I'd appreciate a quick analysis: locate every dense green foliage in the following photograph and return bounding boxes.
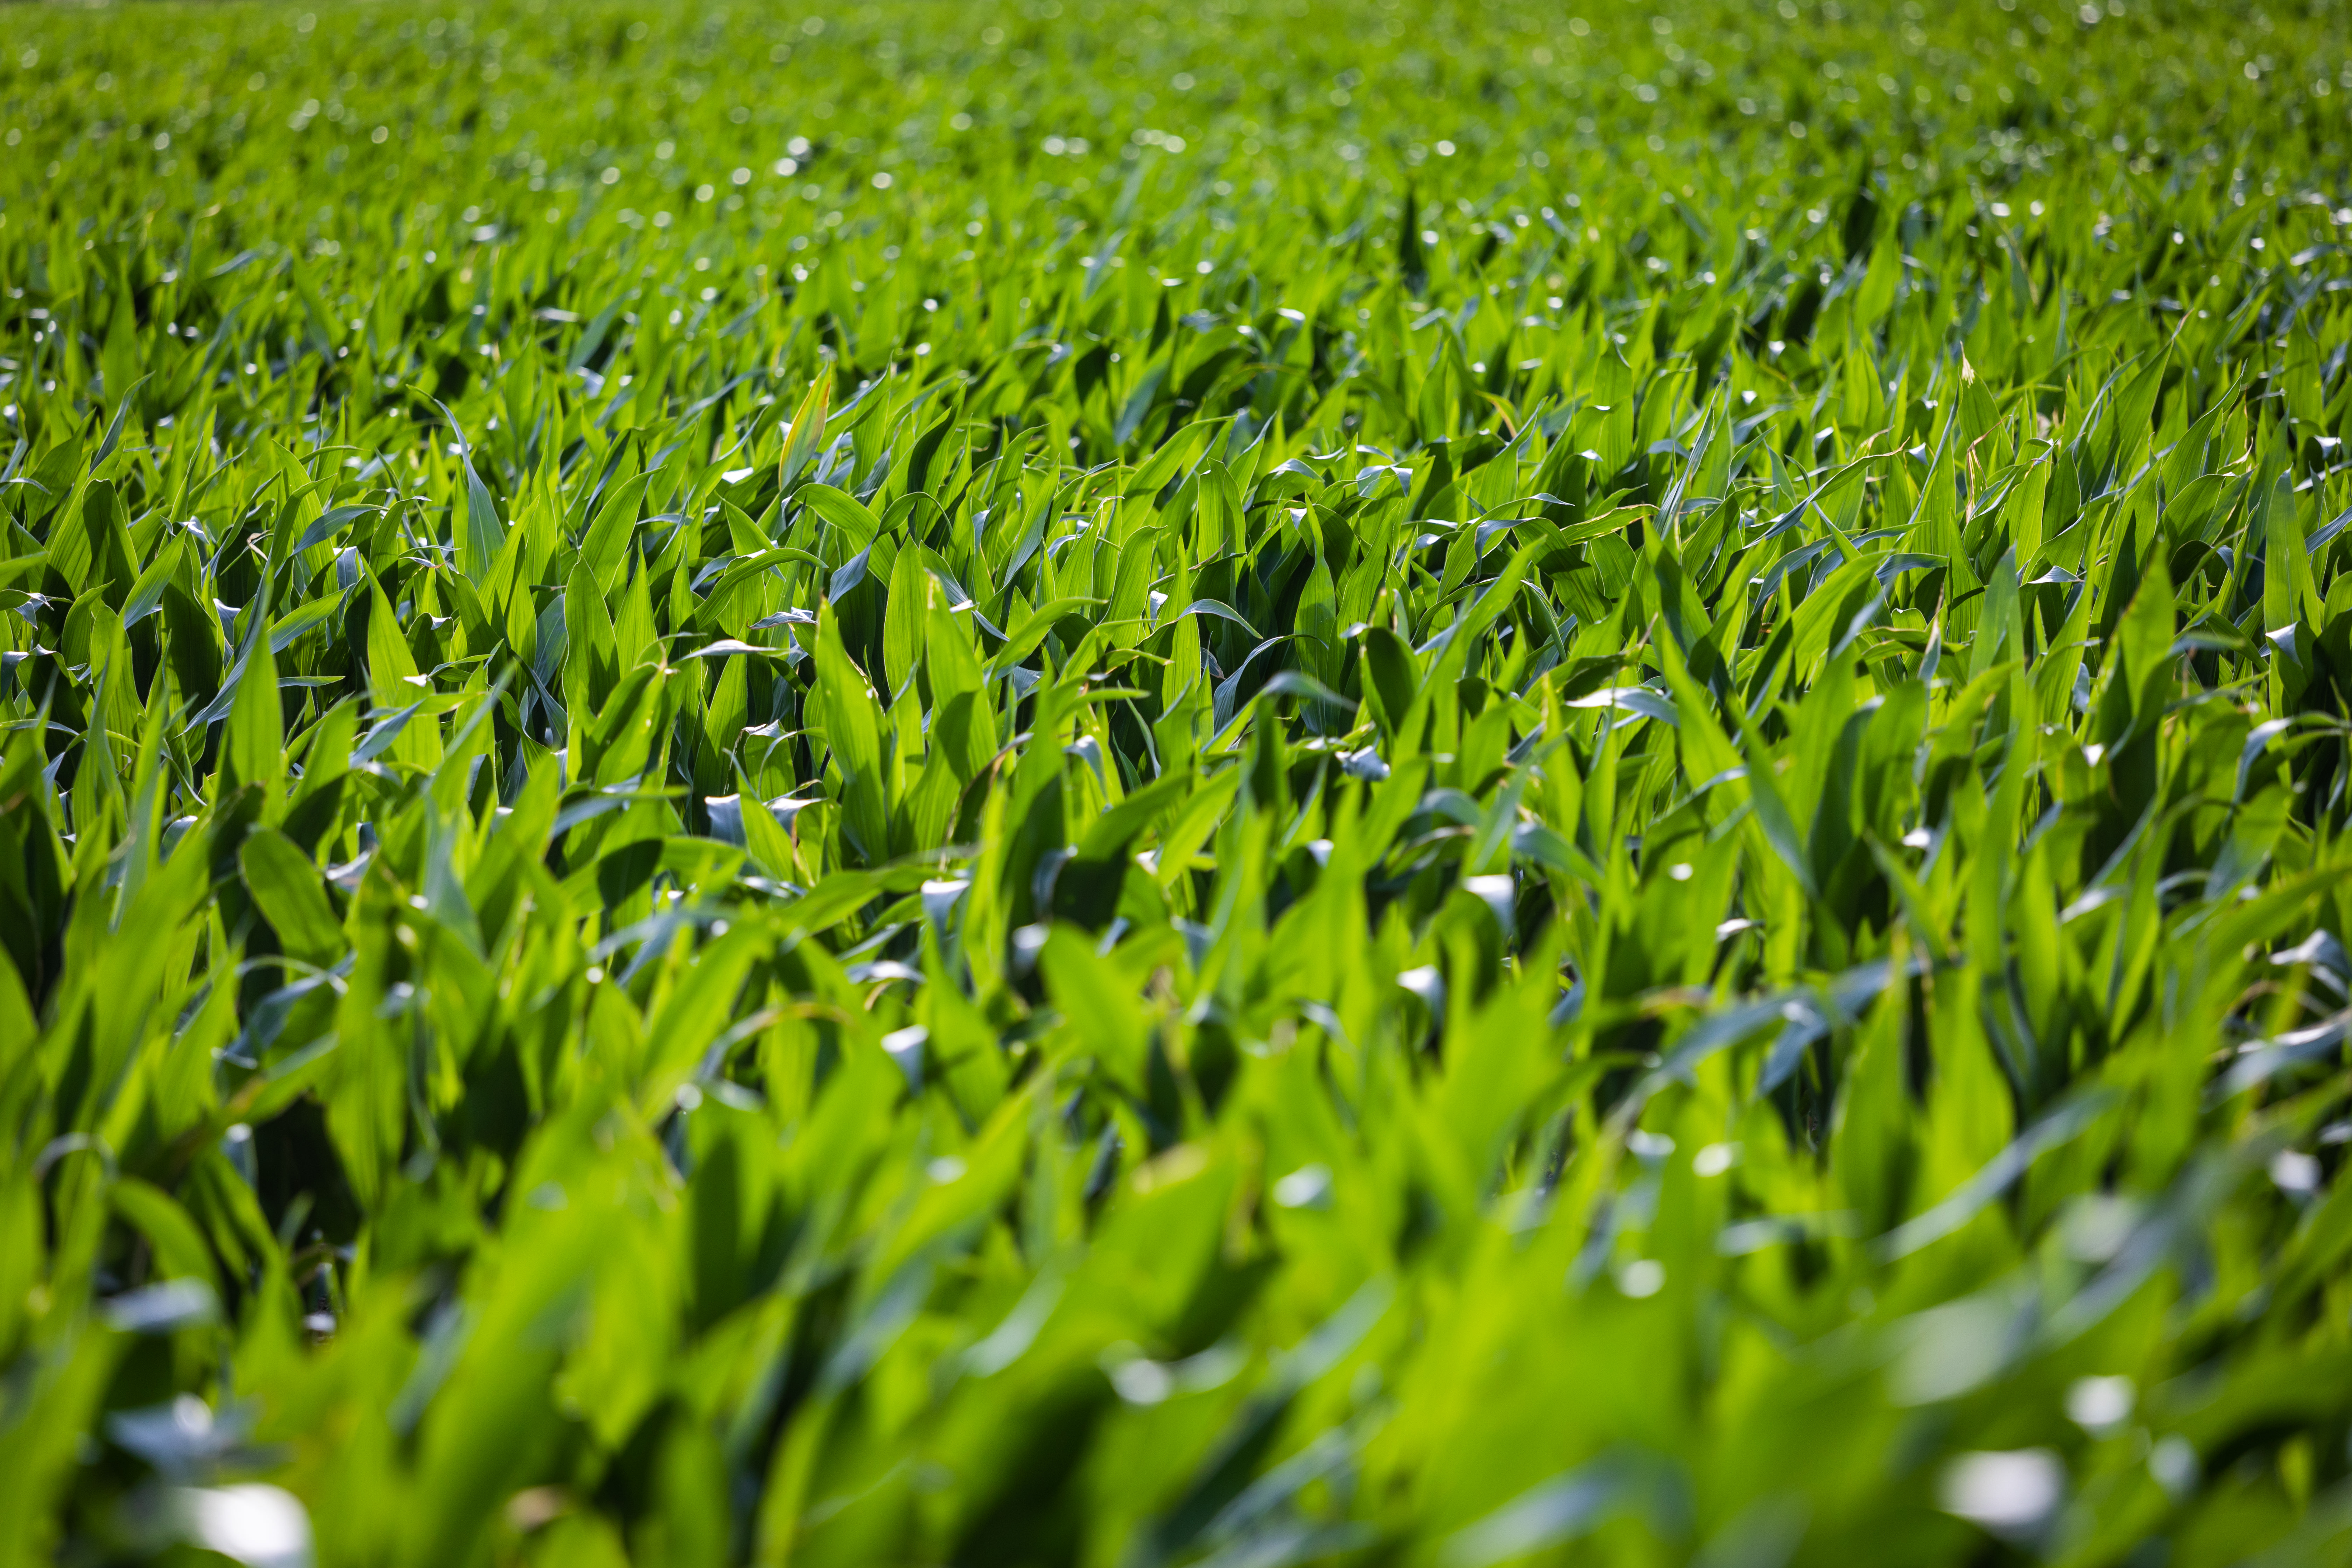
[5,0,2352,1562]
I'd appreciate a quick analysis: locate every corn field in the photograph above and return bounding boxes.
[4,0,2352,1563]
